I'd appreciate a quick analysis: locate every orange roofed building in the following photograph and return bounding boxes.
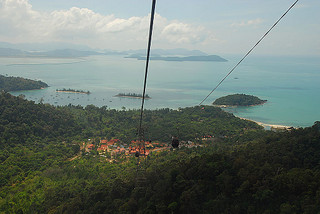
[100,139,108,144]
[128,146,150,156]
[97,144,108,152]
[107,139,120,146]
[86,144,95,152]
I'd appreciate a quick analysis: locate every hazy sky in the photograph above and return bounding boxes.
[0,0,319,55]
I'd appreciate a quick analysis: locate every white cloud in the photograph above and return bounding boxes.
[161,22,205,44]
[0,0,218,50]
[231,18,263,27]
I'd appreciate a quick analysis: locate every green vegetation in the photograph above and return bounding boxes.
[213,93,267,106]
[128,124,320,213]
[0,74,48,92]
[0,91,319,213]
[115,92,151,99]
[56,88,90,94]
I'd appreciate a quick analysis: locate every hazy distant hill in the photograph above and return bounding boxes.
[0,42,211,58]
[124,48,208,56]
[38,49,104,57]
[0,48,28,57]
[0,46,226,61]
[0,47,104,58]
[0,41,93,52]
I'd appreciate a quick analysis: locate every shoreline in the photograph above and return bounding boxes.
[56,90,90,95]
[213,102,294,130]
[238,116,294,130]
[114,95,151,99]
[8,87,47,92]
[213,102,267,108]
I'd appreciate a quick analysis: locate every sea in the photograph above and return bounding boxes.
[1,54,319,128]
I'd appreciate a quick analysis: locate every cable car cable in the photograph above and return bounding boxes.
[193,0,299,110]
[138,0,156,141]
[135,0,156,159]
[137,0,299,149]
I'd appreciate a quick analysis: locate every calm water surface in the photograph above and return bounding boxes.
[1,55,319,127]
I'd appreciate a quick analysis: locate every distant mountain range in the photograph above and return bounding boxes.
[0,41,93,52]
[124,48,208,56]
[0,42,226,61]
[0,47,210,58]
[0,47,103,57]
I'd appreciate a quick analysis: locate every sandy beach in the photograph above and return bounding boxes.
[238,117,293,130]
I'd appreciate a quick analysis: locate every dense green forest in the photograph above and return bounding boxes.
[0,75,48,92]
[0,92,319,213]
[213,94,267,106]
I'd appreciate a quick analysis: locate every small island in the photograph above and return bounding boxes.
[115,93,151,99]
[0,74,48,92]
[56,88,91,94]
[213,94,267,107]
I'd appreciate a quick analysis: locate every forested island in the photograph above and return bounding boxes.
[0,91,319,213]
[0,74,48,92]
[56,88,90,94]
[115,92,151,99]
[213,93,267,107]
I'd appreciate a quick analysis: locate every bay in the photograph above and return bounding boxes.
[1,54,319,128]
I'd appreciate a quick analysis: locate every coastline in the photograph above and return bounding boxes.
[213,101,294,130]
[213,101,267,108]
[114,95,151,99]
[56,90,90,95]
[8,87,47,92]
[238,116,294,130]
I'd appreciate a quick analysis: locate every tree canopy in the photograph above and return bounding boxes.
[213,94,267,106]
[0,74,48,92]
[0,91,319,213]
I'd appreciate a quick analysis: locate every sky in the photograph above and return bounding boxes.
[0,0,319,55]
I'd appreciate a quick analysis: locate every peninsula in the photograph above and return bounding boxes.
[126,54,228,62]
[0,74,48,92]
[213,94,267,107]
[56,88,90,94]
[115,93,151,99]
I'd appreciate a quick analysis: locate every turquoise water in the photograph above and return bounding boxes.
[1,55,319,127]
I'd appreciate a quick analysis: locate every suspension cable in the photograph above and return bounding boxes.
[196,0,299,107]
[138,0,156,140]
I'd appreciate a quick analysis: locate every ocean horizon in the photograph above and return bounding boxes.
[1,54,319,128]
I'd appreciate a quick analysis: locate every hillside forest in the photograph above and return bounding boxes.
[0,75,48,92]
[213,94,267,106]
[0,91,319,213]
